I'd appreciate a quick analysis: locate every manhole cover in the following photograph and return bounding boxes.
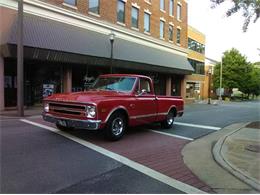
[245,144,260,153]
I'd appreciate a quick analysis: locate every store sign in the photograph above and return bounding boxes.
[43,84,55,97]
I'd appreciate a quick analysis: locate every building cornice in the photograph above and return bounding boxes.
[0,0,189,56]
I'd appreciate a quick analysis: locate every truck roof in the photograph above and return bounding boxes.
[100,74,151,80]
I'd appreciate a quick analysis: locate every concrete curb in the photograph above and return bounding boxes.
[213,122,260,191]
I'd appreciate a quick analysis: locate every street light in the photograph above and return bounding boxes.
[219,56,223,102]
[109,32,115,74]
[17,0,24,116]
[207,67,212,104]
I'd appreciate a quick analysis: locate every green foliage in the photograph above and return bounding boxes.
[247,67,260,96]
[213,48,260,98]
[211,0,260,32]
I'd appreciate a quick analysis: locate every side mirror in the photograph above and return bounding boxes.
[137,89,147,96]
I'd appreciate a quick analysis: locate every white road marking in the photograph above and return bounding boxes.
[149,129,194,141]
[20,119,206,194]
[174,122,221,131]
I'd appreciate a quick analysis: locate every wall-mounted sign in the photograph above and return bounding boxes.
[43,84,54,97]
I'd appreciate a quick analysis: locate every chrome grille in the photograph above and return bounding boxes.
[49,102,86,116]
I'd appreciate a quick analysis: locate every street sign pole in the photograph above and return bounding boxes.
[17,0,24,116]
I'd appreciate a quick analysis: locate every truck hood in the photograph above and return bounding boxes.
[45,90,130,103]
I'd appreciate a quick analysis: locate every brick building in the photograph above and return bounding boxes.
[0,0,193,110]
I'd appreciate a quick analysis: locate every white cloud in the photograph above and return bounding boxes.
[187,0,260,63]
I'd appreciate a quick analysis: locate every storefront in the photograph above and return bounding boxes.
[0,5,193,110]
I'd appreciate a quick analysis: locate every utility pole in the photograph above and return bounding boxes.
[207,67,212,104]
[17,0,24,116]
[219,56,223,102]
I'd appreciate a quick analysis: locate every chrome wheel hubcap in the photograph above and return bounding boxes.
[112,118,124,136]
[167,113,174,125]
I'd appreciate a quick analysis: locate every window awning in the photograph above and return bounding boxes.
[1,7,194,74]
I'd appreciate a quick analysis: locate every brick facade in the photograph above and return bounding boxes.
[39,0,188,48]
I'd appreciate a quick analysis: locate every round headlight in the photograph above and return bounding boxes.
[44,103,49,112]
[86,105,96,118]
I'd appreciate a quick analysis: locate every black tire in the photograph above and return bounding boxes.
[105,112,126,141]
[56,123,74,131]
[161,110,175,129]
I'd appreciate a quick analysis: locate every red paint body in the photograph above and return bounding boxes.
[43,74,184,129]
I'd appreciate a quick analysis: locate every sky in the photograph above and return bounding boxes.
[187,0,260,63]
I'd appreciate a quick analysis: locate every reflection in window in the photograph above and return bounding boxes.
[144,12,151,33]
[177,4,181,20]
[188,59,205,75]
[176,28,181,44]
[160,0,165,10]
[132,7,139,28]
[64,0,76,6]
[169,0,174,16]
[89,0,100,14]
[160,20,165,39]
[117,0,125,23]
[169,25,173,41]
[188,38,205,54]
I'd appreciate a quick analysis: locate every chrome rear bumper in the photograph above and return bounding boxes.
[42,113,101,130]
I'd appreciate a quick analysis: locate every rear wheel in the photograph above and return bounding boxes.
[105,112,126,141]
[161,110,175,129]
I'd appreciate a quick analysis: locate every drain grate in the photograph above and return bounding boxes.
[245,144,260,153]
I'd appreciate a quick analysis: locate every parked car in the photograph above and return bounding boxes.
[42,74,184,140]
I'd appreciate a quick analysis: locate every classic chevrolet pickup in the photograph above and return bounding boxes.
[43,74,184,140]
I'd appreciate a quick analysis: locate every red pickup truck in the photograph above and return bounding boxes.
[43,74,184,140]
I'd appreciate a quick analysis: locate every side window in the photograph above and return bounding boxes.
[139,78,151,94]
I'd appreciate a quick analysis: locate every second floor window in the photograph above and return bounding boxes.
[89,0,100,14]
[144,12,150,33]
[160,20,165,39]
[132,7,139,28]
[160,0,165,10]
[177,4,182,20]
[176,28,181,44]
[117,0,125,23]
[64,0,76,6]
[169,25,173,41]
[169,0,174,16]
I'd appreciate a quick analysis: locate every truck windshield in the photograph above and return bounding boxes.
[91,77,136,92]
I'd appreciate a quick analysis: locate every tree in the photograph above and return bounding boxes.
[213,48,252,97]
[247,67,260,98]
[211,0,260,32]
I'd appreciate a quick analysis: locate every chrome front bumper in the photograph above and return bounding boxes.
[42,113,101,130]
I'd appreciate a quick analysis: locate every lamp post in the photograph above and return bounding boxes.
[207,67,212,104]
[17,0,24,116]
[219,56,223,102]
[109,32,115,74]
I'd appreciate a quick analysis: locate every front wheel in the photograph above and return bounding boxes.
[105,112,126,141]
[161,111,175,129]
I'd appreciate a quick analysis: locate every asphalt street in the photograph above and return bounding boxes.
[1,101,259,193]
[0,119,183,194]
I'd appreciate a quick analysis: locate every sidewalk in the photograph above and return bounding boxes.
[0,107,42,119]
[182,122,260,193]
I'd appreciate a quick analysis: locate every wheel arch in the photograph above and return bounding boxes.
[168,106,177,117]
[105,106,129,126]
